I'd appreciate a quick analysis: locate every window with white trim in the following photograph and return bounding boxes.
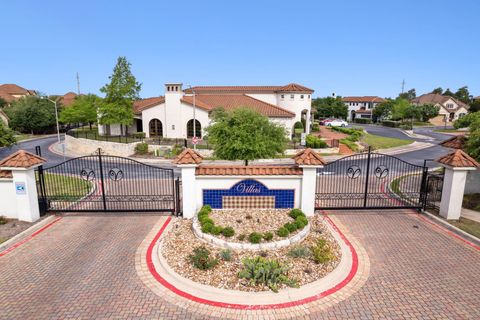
[290,94,294,100]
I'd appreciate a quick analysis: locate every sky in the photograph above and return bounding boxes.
[1,0,479,99]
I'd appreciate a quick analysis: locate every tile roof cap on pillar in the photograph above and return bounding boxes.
[437,150,480,168]
[293,148,326,166]
[0,150,46,169]
[439,135,467,149]
[173,148,203,165]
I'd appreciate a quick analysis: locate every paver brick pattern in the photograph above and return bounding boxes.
[0,211,479,319]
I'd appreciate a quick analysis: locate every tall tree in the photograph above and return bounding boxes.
[5,96,57,134]
[312,96,348,119]
[98,56,141,136]
[0,121,16,147]
[470,99,480,113]
[398,88,416,100]
[372,99,394,122]
[454,86,471,104]
[431,87,443,94]
[206,108,287,165]
[59,94,100,129]
[443,88,455,97]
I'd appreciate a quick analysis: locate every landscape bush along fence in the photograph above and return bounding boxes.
[353,118,372,124]
[67,129,145,144]
[381,120,402,128]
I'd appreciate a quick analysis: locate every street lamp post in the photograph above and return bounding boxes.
[187,85,197,150]
[43,97,61,144]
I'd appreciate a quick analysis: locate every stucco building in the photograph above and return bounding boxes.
[98,83,314,139]
[411,93,469,125]
[342,96,385,121]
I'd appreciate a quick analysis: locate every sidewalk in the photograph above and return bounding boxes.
[461,207,480,223]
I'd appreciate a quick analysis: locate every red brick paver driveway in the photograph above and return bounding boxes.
[0,211,479,319]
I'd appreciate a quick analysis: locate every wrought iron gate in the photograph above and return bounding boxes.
[36,151,180,215]
[315,149,428,210]
[424,170,444,211]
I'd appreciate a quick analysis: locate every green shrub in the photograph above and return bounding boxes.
[201,205,212,213]
[293,121,304,134]
[219,249,232,261]
[276,227,289,237]
[284,222,298,233]
[288,245,311,258]
[353,118,372,124]
[237,234,246,241]
[305,135,328,148]
[171,144,184,156]
[189,246,218,270]
[201,222,214,233]
[237,256,298,292]
[211,225,224,235]
[295,216,308,229]
[0,216,7,225]
[134,142,149,155]
[382,120,401,128]
[248,232,262,244]
[199,217,214,226]
[222,226,235,237]
[339,138,358,152]
[311,239,334,264]
[312,123,320,132]
[288,209,305,219]
[132,132,146,139]
[263,232,273,241]
[399,123,413,130]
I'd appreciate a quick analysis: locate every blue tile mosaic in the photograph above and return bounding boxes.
[203,179,294,209]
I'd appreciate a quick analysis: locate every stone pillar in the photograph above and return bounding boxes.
[178,164,197,219]
[300,166,322,216]
[439,166,476,220]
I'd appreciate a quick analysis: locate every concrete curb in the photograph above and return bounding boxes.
[422,211,480,247]
[0,215,58,252]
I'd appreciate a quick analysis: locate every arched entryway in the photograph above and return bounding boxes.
[301,109,308,132]
[187,119,201,138]
[351,110,356,121]
[149,119,163,137]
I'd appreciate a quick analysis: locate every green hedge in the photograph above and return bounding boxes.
[353,118,372,124]
[305,135,328,148]
[381,120,401,128]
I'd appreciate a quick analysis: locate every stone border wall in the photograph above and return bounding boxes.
[65,134,138,157]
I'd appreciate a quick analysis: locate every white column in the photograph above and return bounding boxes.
[300,166,321,216]
[439,166,476,220]
[10,168,41,222]
[305,111,311,134]
[178,164,197,219]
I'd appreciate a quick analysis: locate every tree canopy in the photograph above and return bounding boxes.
[59,94,100,128]
[206,108,288,164]
[372,99,394,121]
[0,121,16,147]
[98,56,141,135]
[398,88,416,100]
[0,97,7,109]
[312,96,347,119]
[376,98,439,123]
[5,96,58,134]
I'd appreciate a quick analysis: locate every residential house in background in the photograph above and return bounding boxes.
[58,92,78,107]
[0,84,37,105]
[411,93,469,125]
[342,96,385,121]
[98,83,314,139]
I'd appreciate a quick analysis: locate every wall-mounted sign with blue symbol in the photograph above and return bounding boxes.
[203,179,294,209]
[15,182,26,195]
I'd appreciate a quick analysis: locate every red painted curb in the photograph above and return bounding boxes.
[146,215,359,310]
[0,216,62,257]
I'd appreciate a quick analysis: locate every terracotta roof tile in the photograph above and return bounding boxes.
[293,148,326,165]
[437,150,480,168]
[0,170,12,178]
[182,94,295,118]
[342,96,385,103]
[173,148,203,165]
[59,92,78,107]
[185,83,314,94]
[0,84,30,95]
[133,96,165,114]
[439,135,467,149]
[196,165,303,176]
[0,150,46,168]
[411,93,469,110]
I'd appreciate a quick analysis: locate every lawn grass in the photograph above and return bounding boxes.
[361,133,413,150]
[449,218,480,239]
[434,129,464,133]
[463,193,480,212]
[41,172,93,201]
[0,236,7,244]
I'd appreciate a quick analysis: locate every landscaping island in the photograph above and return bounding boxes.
[160,206,341,292]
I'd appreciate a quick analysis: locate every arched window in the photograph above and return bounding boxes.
[149,119,163,137]
[187,119,201,138]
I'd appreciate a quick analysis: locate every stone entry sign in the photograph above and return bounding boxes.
[203,179,294,209]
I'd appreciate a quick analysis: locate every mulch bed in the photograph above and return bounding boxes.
[0,218,34,244]
[161,214,341,292]
[207,209,303,242]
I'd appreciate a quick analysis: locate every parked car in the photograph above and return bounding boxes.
[319,118,334,126]
[327,119,348,127]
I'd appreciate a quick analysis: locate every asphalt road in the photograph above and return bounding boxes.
[0,135,66,166]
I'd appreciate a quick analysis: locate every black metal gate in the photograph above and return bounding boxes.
[424,170,444,211]
[36,151,180,215]
[315,148,428,210]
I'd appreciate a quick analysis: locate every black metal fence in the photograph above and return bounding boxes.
[315,148,428,210]
[424,171,444,211]
[66,129,145,144]
[36,149,180,214]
